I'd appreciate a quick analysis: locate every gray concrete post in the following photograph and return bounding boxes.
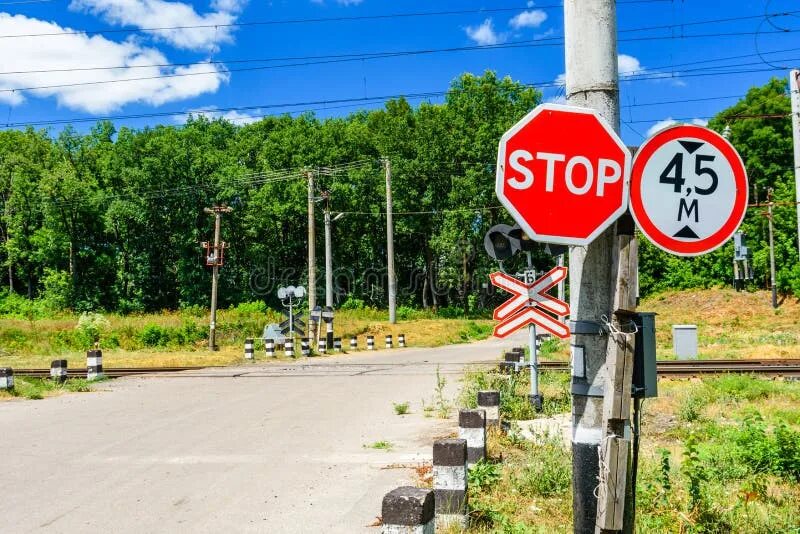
[458,409,486,468]
[0,368,13,390]
[433,439,468,529]
[50,359,67,383]
[86,350,103,380]
[477,391,500,427]
[381,486,434,534]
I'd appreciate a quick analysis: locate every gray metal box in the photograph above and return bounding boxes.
[672,324,698,360]
[633,312,658,398]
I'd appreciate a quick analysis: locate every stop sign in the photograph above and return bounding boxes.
[495,103,631,246]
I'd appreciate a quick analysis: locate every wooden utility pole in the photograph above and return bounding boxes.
[563,1,636,532]
[204,205,232,351]
[307,171,317,322]
[384,158,397,324]
[767,188,778,309]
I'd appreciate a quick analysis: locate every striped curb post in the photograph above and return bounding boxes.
[318,337,327,354]
[433,438,468,529]
[265,338,275,358]
[458,409,487,468]
[86,349,103,380]
[367,335,375,350]
[284,339,295,358]
[300,338,311,357]
[0,368,13,390]
[500,351,523,373]
[333,338,342,352]
[380,486,434,534]
[386,334,393,349]
[244,338,255,360]
[50,359,67,383]
[398,333,406,348]
[350,336,358,350]
[477,390,501,427]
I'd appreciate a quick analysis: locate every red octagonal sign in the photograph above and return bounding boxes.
[496,103,631,246]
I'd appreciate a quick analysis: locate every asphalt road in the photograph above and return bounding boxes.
[0,333,524,533]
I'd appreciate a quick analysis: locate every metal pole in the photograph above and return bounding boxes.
[324,198,334,308]
[385,158,397,324]
[307,171,317,331]
[768,189,778,308]
[790,70,800,258]
[564,1,623,532]
[208,210,221,350]
[525,254,541,411]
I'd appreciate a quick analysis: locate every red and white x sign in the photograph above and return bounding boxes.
[490,266,571,339]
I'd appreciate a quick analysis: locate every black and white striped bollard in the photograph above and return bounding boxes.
[398,333,406,348]
[50,359,67,383]
[284,339,294,358]
[458,409,486,468]
[350,336,358,350]
[86,349,103,380]
[385,334,393,349]
[477,390,500,427]
[300,338,311,357]
[244,338,254,360]
[433,438,468,529]
[367,335,375,350]
[265,338,275,358]
[381,486,434,534]
[333,338,342,352]
[0,368,13,390]
[318,337,327,354]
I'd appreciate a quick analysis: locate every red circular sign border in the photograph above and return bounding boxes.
[630,124,748,256]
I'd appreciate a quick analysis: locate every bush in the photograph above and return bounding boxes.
[340,296,367,310]
[40,268,72,310]
[139,324,168,347]
[233,301,267,315]
[75,312,111,348]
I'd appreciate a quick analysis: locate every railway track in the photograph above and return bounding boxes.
[9,358,800,378]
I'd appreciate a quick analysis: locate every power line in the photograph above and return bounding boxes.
[2,12,798,78]
[0,0,673,40]
[2,29,798,97]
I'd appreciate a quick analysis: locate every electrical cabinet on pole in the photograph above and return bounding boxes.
[203,205,232,351]
[790,70,800,258]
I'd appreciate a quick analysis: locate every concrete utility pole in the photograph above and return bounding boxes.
[323,192,334,308]
[204,205,232,350]
[790,70,800,257]
[307,171,317,322]
[384,158,397,324]
[767,188,778,309]
[564,1,636,532]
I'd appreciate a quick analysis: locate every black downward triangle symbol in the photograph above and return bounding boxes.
[674,226,700,239]
[678,140,704,154]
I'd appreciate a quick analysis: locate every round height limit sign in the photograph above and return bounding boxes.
[630,124,748,256]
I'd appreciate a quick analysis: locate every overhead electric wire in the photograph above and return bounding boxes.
[1,10,798,79]
[0,0,675,40]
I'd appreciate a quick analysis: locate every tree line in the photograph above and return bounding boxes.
[0,72,797,315]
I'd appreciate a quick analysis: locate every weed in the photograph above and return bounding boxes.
[516,435,571,498]
[364,440,393,450]
[433,365,451,419]
[393,402,410,415]
[467,459,501,489]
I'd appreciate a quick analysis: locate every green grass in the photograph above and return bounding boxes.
[364,440,393,450]
[458,368,800,533]
[393,401,410,415]
[0,377,102,400]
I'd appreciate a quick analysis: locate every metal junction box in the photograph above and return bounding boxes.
[632,312,658,398]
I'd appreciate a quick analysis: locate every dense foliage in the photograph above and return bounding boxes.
[0,73,797,314]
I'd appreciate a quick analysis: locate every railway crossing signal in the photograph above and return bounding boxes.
[630,124,748,256]
[490,267,570,339]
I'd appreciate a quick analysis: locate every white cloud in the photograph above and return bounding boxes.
[181,107,260,124]
[69,0,246,51]
[646,118,708,137]
[554,73,566,87]
[0,13,227,113]
[618,54,644,77]
[509,9,547,29]
[465,18,503,45]
[646,118,677,137]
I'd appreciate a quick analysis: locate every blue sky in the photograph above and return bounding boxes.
[1,0,798,144]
